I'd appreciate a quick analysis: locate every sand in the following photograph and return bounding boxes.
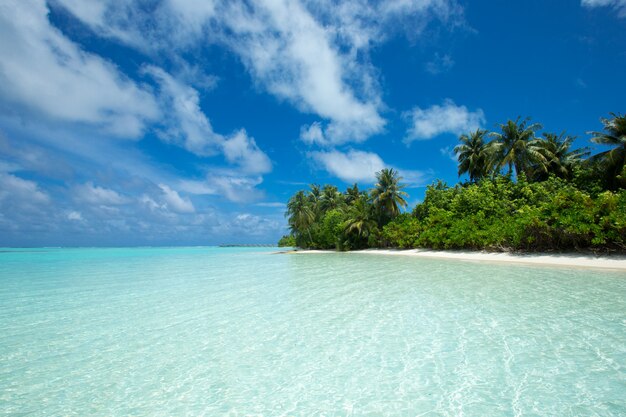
[291,248,626,271]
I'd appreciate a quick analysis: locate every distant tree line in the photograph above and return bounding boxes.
[279,113,626,252]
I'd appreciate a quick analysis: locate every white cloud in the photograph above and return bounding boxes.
[404,99,485,143]
[0,133,284,245]
[145,66,272,174]
[219,0,385,144]
[581,0,626,17]
[67,211,83,221]
[159,184,195,213]
[0,173,52,236]
[180,173,265,203]
[0,173,49,204]
[213,213,282,238]
[300,122,328,146]
[0,6,272,188]
[144,65,224,156]
[255,202,286,208]
[75,182,128,205]
[398,169,431,188]
[0,160,20,173]
[178,180,217,196]
[310,148,431,186]
[53,0,210,50]
[0,1,159,138]
[55,0,464,145]
[210,174,265,203]
[310,149,385,183]
[222,130,272,174]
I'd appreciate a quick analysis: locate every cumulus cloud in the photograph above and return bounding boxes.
[310,149,385,183]
[0,1,159,137]
[0,0,466,245]
[0,132,283,246]
[0,5,271,181]
[143,65,223,156]
[0,173,49,205]
[231,213,280,236]
[67,211,83,221]
[222,130,272,174]
[145,66,272,174]
[55,0,464,145]
[217,0,386,145]
[255,202,285,208]
[0,172,52,237]
[159,184,195,213]
[310,148,431,186]
[300,122,328,146]
[404,99,485,143]
[581,0,626,17]
[180,173,265,203]
[209,175,265,203]
[54,0,216,50]
[75,182,128,205]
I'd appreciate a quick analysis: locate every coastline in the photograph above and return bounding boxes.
[289,248,626,271]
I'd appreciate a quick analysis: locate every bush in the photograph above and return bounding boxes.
[408,176,626,251]
[382,214,420,248]
[278,234,296,247]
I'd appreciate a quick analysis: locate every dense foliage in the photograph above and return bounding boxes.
[282,114,626,252]
[277,234,296,247]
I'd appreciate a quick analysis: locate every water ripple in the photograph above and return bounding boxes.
[0,248,625,416]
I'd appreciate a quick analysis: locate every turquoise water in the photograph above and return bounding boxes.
[1,248,625,416]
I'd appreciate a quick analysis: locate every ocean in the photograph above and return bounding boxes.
[1,247,625,416]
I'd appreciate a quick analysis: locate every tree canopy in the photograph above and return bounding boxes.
[279,113,626,253]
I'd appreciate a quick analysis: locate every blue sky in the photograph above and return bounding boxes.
[0,0,625,246]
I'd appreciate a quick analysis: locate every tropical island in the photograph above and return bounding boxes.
[279,113,626,253]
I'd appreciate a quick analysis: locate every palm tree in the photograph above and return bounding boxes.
[588,113,626,188]
[286,190,314,245]
[320,185,344,213]
[345,183,361,205]
[534,132,589,180]
[370,168,408,223]
[454,129,491,182]
[344,196,377,244]
[307,183,322,219]
[490,117,546,178]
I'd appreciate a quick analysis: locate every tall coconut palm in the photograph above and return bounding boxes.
[320,184,344,213]
[454,129,491,182]
[286,190,314,244]
[344,183,361,205]
[307,183,322,219]
[588,113,626,188]
[344,196,377,242]
[490,117,546,178]
[534,132,589,180]
[370,168,408,223]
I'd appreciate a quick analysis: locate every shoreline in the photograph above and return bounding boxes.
[289,248,626,271]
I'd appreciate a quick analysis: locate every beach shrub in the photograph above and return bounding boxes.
[382,214,420,248]
[314,209,347,249]
[278,235,296,247]
[408,176,626,251]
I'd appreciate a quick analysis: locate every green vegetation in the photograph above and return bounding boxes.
[277,234,296,247]
[282,113,626,252]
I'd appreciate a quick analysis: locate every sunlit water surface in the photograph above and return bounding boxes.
[1,247,625,416]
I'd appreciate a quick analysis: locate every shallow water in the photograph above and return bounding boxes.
[0,247,625,416]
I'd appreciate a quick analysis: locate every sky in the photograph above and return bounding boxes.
[0,0,625,246]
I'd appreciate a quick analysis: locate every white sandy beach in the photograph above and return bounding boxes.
[291,248,626,271]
